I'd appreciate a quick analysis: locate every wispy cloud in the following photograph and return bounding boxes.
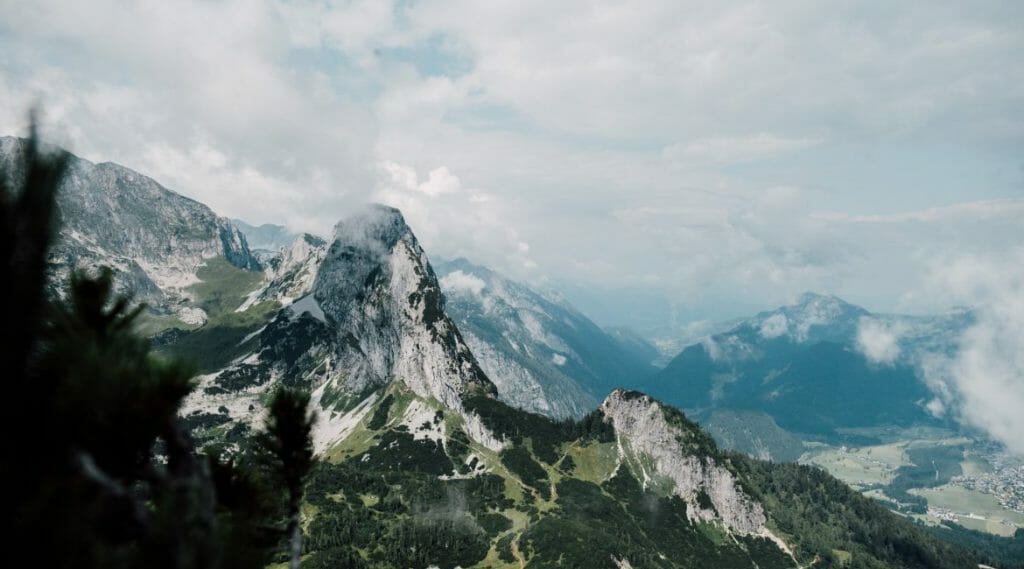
[918,248,1024,455]
[856,317,906,366]
[663,133,822,164]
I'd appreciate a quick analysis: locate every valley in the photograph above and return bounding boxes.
[801,432,1024,537]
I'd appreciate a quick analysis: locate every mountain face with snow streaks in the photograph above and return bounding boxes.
[435,257,656,419]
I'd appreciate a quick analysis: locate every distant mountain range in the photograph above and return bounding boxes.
[643,293,970,445]
[5,137,1007,568]
[231,219,297,251]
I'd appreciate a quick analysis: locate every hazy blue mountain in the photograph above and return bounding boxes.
[231,218,298,251]
[697,408,806,463]
[644,293,968,443]
[605,325,662,367]
[434,258,658,419]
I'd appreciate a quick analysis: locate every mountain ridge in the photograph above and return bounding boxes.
[643,292,966,446]
[436,257,657,419]
[0,136,259,325]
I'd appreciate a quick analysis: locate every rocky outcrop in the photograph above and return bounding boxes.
[241,232,328,309]
[601,389,767,535]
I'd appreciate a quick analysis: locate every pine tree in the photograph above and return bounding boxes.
[259,387,316,569]
[1,117,315,568]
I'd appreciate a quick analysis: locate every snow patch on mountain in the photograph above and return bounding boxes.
[759,313,788,339]
[311,391,379,454]
[288,294,326,323]
[177,307,208,326]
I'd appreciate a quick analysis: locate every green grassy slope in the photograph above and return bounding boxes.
[154,257,279,372]
[296,388,995,569]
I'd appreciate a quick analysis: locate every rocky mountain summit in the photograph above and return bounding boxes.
[312,205,494,408]
[182,205,501,452]
[601,390,769,535]
[0,136,258,323]
[242,232,328,308]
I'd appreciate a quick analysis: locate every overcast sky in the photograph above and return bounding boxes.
[2,0,1022,326]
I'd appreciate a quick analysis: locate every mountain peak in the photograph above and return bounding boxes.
[314,204,495,410]
[0,137,259,316]
[232,219,299,251]
[743,292,868,343]
[794,291,856,310]
[331,203,409,252]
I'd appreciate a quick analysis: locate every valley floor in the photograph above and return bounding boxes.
[799,429,1024,537]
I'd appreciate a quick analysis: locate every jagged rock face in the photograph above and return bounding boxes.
[312,206,495,410]
[0,136,258,309]
[601,390,767,535]
[244,233,327,308]
[435,258,655,419]
[182,205,504,454]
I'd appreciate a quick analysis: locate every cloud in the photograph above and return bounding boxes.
[759,313,788,339]
[664,133,822,164]
[551,353,567,366]
[817,199,1024,224]
[918,248,1024,456]
[372,161,536,275]
[439,270,486,296]
[855,317,905,365]
[382,161,462,197]
[1,0,1022,328]
[0,0,386,233]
